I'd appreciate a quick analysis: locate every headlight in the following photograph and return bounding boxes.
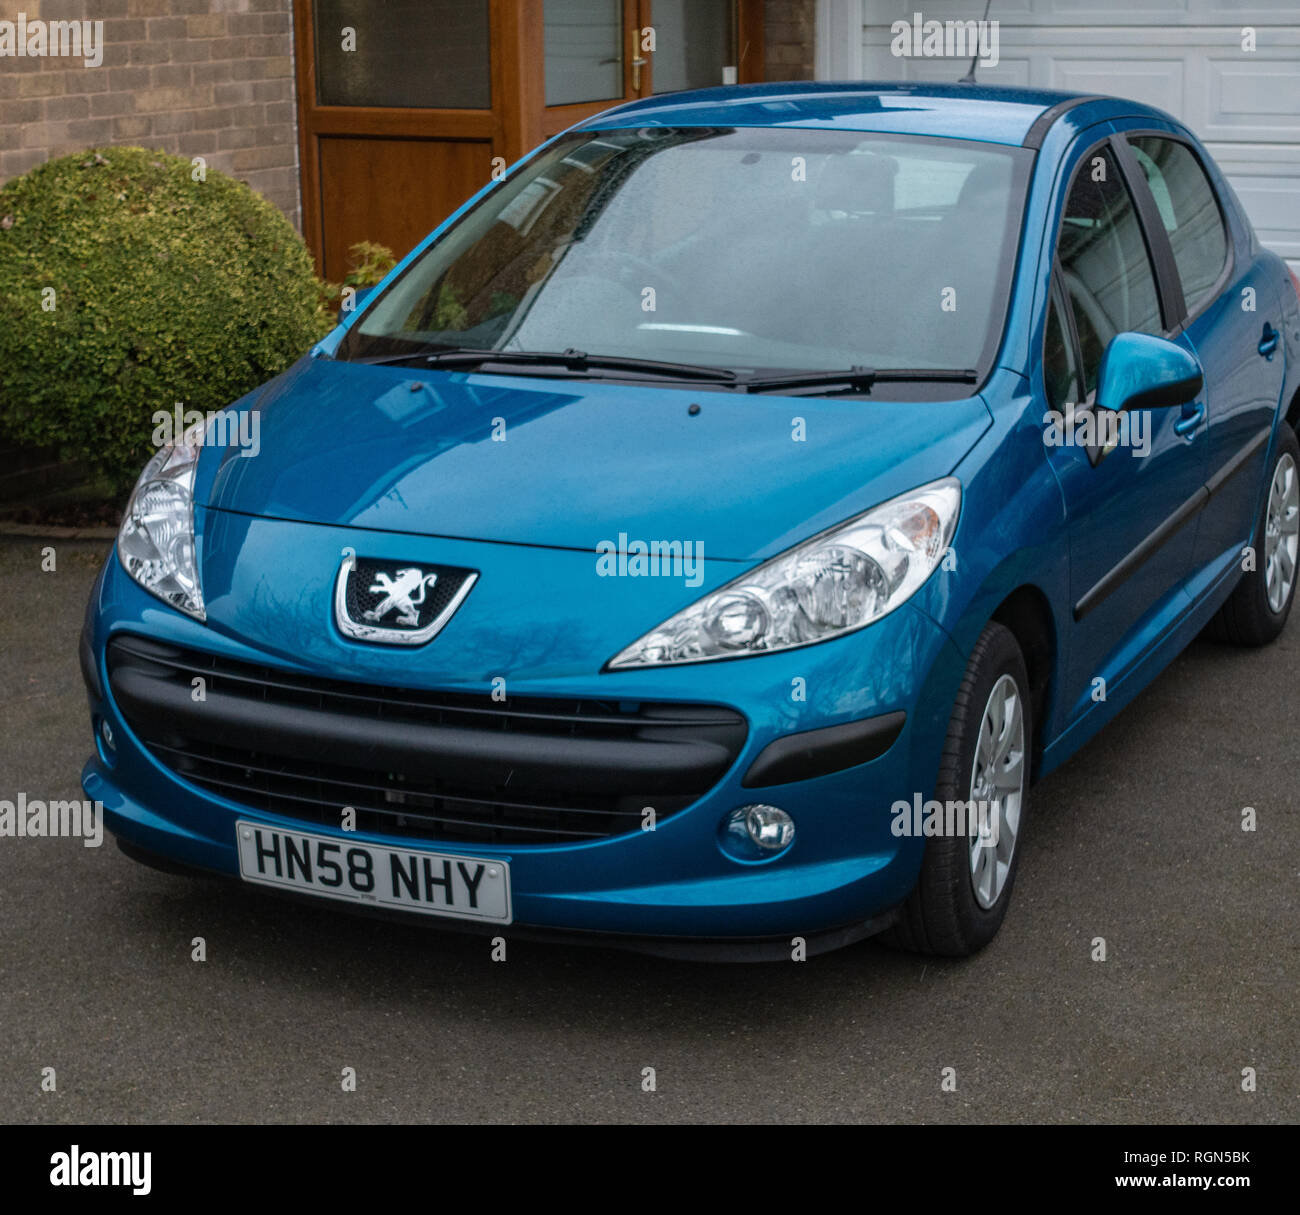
[607,477,959,669]
[116,419,207,620]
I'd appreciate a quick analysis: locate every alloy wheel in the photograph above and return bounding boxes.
[968,673,1026,910]
[1264,452,1299,614]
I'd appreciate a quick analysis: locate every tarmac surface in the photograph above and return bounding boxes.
[1,535,1295,1123]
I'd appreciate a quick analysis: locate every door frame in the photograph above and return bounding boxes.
[293,0,763,273]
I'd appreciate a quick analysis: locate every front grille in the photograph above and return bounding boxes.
[107,635,747,847]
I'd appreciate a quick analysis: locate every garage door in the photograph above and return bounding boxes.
[837,1,1300,270]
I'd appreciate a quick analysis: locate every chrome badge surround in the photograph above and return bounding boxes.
[333,552,477,646]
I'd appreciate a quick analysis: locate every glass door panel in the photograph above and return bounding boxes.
[650,0,736,94]
[544,0,625,106]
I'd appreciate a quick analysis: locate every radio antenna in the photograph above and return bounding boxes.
[958,0,994,84]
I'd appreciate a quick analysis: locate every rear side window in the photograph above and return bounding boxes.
[1056,145,1163,396]
[1127,136,1230,315]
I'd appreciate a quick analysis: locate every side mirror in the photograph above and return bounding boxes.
[1095,332,1203,412]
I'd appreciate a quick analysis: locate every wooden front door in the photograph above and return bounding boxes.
[294,1,763,279]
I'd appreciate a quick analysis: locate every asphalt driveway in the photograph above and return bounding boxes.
[0,534,1295,1123]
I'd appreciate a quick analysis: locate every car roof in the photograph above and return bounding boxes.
[576,82,1175,148]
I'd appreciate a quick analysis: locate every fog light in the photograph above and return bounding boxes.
[99,718,115,751]
[721,804,795,861]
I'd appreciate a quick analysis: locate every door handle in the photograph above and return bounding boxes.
[1259,323,1279,360]
[631,25,648,92]
[1173,400,1205,438]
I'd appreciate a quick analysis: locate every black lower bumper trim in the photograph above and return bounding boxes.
[79,627,101,702]
[741,711,906,788]
[113,836,898,963]
[111,663,733,795]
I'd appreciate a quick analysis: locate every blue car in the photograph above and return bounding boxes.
[81,83,1300,959]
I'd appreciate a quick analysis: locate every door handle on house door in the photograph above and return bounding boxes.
[631,56,647,90]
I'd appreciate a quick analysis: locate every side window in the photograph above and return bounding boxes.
[1056,145,1163,398]
[1043,288,1081,416]
[1128,136,1230,314]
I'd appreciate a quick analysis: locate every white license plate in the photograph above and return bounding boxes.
[236,821,512,924]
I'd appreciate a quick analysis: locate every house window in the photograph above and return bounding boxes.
[313,0,491,110]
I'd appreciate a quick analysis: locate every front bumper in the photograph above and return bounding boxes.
[81,513,968,956]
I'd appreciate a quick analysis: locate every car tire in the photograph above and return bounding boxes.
[881,621,1032,957]
[1207,424,1300,647]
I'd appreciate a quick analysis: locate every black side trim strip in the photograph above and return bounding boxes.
[1206,427,1270,497]
[1073,427,1273,621]
[1022,95,1106,150]
[1075,486,1207,621]
[741,711,906,788]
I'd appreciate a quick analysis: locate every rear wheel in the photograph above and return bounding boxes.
[1208,425,1300,646]
[882,621,1031,956]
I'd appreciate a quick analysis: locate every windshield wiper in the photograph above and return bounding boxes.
[742,367,979,394]
[352,349,975,394]
[355,347,739,384]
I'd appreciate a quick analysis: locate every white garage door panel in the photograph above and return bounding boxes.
[861,27,1300,141]
[863,1,1300,25]
[1050,59,1183,114]
[1206,144,1300,267]
[884,55,1032,86]
[854,4,1300,269]
[1209,60,1300,140]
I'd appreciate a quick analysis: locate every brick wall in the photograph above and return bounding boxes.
[764,0,816,82]
[0,0,301,228]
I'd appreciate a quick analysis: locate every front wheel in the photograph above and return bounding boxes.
[882,621,1031,957]
[1208,425,1300,647]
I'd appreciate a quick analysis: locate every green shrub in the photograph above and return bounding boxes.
[319,239,398,316]
[0,147,330,492]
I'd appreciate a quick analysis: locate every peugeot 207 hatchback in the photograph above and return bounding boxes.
[81,84,1300,959]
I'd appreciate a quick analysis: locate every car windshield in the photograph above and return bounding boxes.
[338,126,1032,382]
